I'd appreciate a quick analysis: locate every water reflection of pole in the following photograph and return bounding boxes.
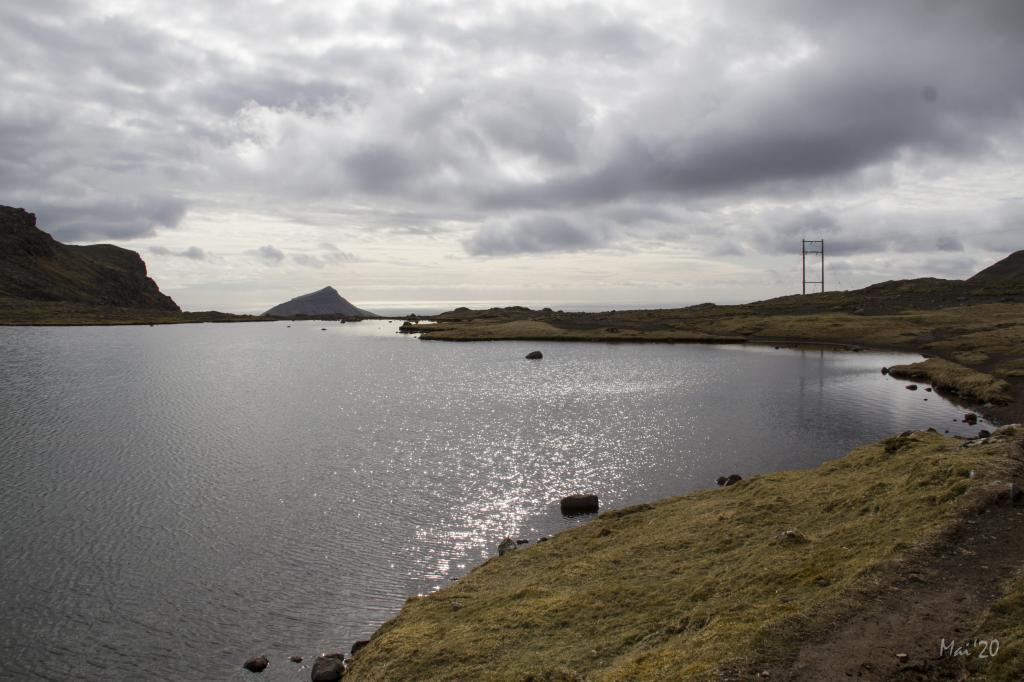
[797,348,827,425]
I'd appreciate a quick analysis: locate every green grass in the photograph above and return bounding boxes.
[347,429,1023,681]
[887,357,1014,404]
[966,571,1024,681]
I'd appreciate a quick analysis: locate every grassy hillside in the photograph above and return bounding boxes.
[347,428,1024,681]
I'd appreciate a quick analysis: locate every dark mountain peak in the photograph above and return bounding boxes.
[263,286,377,317]
[969,250,1024,284]
[0,205,179,311]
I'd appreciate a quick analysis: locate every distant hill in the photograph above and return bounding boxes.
[0,206,179,311]
[969,250,1024,284]
[263,286,378,317]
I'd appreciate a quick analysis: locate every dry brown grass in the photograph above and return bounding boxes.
[347,429,1023,682]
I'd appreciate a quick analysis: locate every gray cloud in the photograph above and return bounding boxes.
[464,216,610,256]
[292,243,357,268]
[2,0,1023,286]
[151,245,207,260]
[251,245,285,264]
[33,199,188,242]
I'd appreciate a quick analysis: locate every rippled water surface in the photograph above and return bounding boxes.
[0,321,992,680]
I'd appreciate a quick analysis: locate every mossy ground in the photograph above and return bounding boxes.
[347,429,1023,681]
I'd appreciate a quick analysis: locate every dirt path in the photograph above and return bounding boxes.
[782,487,1024,681]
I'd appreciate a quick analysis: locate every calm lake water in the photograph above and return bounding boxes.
[0,321,992,681]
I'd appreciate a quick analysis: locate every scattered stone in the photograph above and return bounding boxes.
[290,655,303,663]
[451,600,463,612]
[598,527,612,537]
[498,537,517,556]
[525,350,543,360]
[779,529,809,544]
[964,412,979,424]
[515,538,529,545]
[538,536,549,542]
[351,640,370,655]
[979,430,992,438]
[895,653,909,663]
[905,384,918,390]
[310,653,345,681]
[717,474,743,487]
[243,655,269,673]
[925,387,933,392]
[560,494,599,515]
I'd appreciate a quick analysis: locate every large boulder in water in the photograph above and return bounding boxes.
[310,653,346,681]
[243,655,269,673]
[525,350,543,359]
[560,494,599,515]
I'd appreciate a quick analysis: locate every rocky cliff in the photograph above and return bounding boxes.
[0,205,179,311]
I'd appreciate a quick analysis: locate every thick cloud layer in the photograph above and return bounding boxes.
[2,1,1023,309]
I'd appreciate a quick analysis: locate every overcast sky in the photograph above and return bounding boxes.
[3,1,1023,313]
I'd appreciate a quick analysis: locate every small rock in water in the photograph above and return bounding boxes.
[560,494,599,515]
[905,384,918,390]
[925,387,933,392]
[515,538,529,545]
[964,412,979,424]
[717,474,742,487]
[310,653,346,681]
[497,537,517,556]
[525,350,543,359]
[290,655,303,663]
[243,655,269,673]
[881,367,890,375]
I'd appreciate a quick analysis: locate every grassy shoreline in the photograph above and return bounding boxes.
[405,299,1024,425]
[346,428,1024,681]
[352,298,1024,679]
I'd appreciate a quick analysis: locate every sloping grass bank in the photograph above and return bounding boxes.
[346,428,1023,681]
[888,357,1014,404]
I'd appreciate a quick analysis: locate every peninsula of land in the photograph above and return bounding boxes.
[402,251,1024,426]
[346,254,1024,681]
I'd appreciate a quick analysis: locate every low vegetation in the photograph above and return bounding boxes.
[966,569,1024,681]
[888,357,1014,404]
[347,428,1024,681]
